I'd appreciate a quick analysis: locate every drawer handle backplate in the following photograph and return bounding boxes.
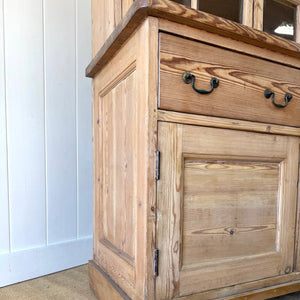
[182,71,219,94]
[264,89,293,108]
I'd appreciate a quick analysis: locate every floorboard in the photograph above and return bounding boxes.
[0,264,97,300]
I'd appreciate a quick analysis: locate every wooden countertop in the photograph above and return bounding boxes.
[86,0,300,78]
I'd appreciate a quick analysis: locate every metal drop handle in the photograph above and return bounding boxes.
[264,89,293,108]
[182,71,219,94]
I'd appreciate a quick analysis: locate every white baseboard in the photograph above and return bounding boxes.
[0,236,93,287]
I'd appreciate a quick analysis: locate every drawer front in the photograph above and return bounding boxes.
[159,33,300,127]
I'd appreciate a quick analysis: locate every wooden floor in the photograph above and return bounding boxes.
[1,264,300,299]
[0,265,97,300]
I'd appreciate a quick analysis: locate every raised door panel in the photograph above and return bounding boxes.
[156,122,299,299]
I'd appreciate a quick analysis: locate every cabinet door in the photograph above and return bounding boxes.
[156,122,299,299]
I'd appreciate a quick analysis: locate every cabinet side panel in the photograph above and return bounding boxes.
[92,30,147,299]
[91,0,122,57]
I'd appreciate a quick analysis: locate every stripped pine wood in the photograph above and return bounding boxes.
[90,18,159,300]
[90,1,300,299]
[297,5,300,43]
[253,0,264,30]
[92,0,122,57]
[158,110,300,137]
[138,17,159,300]
[158,19,300,69]
[156,122,183,299]
[159,33,300,127]
[87,0,300,77]
[91,31,139,299]
[122,0,134,16]
[156,122,299,298]
[242,0,253,27]
[182,160,279,262]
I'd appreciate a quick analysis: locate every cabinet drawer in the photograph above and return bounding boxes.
[159,33,300,127]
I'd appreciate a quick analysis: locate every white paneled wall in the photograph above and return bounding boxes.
[0,0,92,287]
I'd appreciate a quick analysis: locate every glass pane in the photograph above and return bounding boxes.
[197,0,242,23]
[264,0,296,41]
[170,0,191,7]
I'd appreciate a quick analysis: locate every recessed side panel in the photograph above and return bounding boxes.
[92,31,139,298]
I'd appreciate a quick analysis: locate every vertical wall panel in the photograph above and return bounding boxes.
[44,0,77,244]
[4,0,46,250]
[0,0,9,254]
[76,0,93,238]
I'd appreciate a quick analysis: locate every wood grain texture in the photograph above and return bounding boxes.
[86,0,300,78]
[92,19,157,299]
[178,279,300,299]
[156,122,183,299]
[138,17,159,300]
[295,144,300,272]
[253,0,263,30]
[92,0,122,57]
[89,261,128,300]
[242,0,253,27]
[182,160,279,263]
[158,110,300,137]
[156,122,299,298]
[159,33,300,127]
[297,5,300,44]
[159,19,300,69]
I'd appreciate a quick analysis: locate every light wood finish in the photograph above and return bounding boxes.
[175,273,300,299]
[91,0,135,57]
[159,19,300,69]
[91,18,159,300]
[242,0,254,27]
[86,0,300,77]
[92,0,121,57]
[156,122,299,299]
[159,33,300,127]
[158,110,300,137]
[89,261,128,300]
[253,0,264,30]
[122,0,134,17]
[297,5,300,43]
[92,29,138,299]
[90,1,300,299]
[294,145,300,272]
[142,17,159,300]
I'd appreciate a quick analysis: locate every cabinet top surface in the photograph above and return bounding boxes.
[86,0,300,78]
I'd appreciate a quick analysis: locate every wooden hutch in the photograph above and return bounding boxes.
[86,0,300,299]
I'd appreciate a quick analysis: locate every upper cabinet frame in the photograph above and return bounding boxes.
[188,0,300,43]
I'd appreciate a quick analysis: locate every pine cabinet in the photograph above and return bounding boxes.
[87,1,300,299]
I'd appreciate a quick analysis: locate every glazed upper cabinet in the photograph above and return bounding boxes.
[169,0,300,42]
[157,122,299,298]
[91,0,300,56]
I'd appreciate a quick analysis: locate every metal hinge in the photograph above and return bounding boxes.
[155,150,160,180]
[154,248,159,277]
